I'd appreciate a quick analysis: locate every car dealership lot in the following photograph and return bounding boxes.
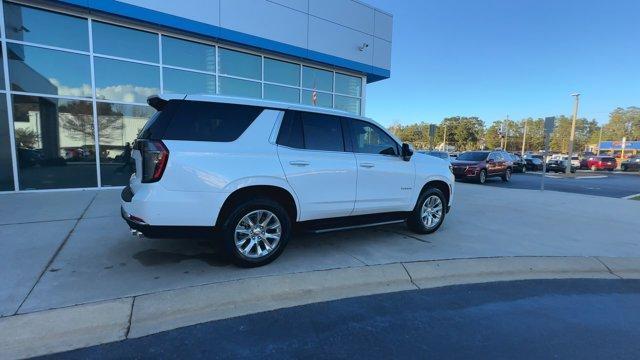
[1,182,639,317]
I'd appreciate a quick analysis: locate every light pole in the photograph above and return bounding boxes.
[521,119,528,156]
[566,93,580,174]
[596,126,603,156]
[504,115,509,151]
[443,125,447,151]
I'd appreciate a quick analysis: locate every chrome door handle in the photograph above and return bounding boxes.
[289,160,310,166]
[360,163,375,168]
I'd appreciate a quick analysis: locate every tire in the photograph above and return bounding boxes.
[521,166,526,174]
[478,169,487,184]
[220,197,291,268]
[407,187,446,234]
[501,168,512,182]
[622,165,627,172]
[591,165,597,171]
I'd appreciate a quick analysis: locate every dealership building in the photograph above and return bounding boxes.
[0,0,392,192]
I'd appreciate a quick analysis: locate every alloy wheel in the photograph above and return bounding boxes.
[421,195,443,230]
[234,210,282,259]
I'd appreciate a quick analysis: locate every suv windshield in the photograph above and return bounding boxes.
[457,152,489,161]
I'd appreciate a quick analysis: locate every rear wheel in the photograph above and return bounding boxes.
[407,188,446,234]
[220,198,291,267]
[501,168,512,182]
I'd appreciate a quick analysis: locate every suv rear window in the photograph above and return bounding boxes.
[163,101,262,142]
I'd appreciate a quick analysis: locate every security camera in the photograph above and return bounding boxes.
[358,43,369,51]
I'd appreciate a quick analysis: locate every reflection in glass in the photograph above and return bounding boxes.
[335,73,361,97]
[0,95,14,191]
[94,58,160,103]
[12,95,97,189]
[302,90,332,109]
[218,48,261,80]
[98,103,155,186]
[3,2,89,51]
[8,44,91,97]
[334,95,361,115]
[302,66,333,92]
[218,77,261,99]
[162,36,215,72]
[163,68,215,95]
[0,46,4,90]
[264,58,299,86]
[92,21,158,62]
[264,84,299,104]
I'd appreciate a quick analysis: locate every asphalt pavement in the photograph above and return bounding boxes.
[44,279,640,360]
[477,171,640,198]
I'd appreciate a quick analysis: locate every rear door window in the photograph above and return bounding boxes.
[300,112,345,152]
[163,101,262,142]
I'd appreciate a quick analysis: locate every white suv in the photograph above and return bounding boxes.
[121,95,455,267]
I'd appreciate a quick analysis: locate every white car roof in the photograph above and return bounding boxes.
[150,93,402,144]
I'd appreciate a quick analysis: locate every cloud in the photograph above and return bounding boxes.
[96,84,159,103]
[48,78,92,98]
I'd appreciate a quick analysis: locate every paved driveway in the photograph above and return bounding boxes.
[1,183,639,316]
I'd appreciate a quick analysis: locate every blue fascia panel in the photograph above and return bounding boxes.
[51,0,390,83]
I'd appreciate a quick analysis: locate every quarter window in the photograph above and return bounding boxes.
[350,120,398,156]
[277,111,304,149]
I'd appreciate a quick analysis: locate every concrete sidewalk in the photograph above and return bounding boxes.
[1,183,640,357]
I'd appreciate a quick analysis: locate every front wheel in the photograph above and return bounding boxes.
[407,188,446,234]
[502,168,512,182]
[220,198,291,267]
[478,169,487,184]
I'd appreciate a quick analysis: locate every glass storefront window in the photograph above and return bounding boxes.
[98,103,155,186]
[264,84,299,103]
[335,73,361,97]
[94,57,160,103]
[0,95,14,191]
[162,36,215,72]
[3,2,89,51]
[264,58,299,86]
[12,95,97,190]
[163,68,215,95]
[334,95,361,115]
[7,44,91,97]
[0,46,4,90]
[302,66,333,92]
[92,21,158,63]
[302,90,332,109]
[218,77,261,99]
[218,48,261,80]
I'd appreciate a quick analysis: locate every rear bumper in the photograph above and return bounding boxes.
[121,206,215,238]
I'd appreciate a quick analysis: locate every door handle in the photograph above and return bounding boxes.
[360,162,375,168]
[289,160,310,166]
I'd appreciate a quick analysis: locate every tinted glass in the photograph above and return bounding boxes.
[302,66,333,92]
[264,58,299,86]
[302,90,332,108]
[163,68,215,95]
[277,111,303,149]
[351,120,397,156]
[13,95,97,189]
[335,73,361,97]
[0,95,14,190]
[457,152,489,161]
[98,103,155,186]
[94,58,160,103]
[301,113,344,152]
[601,157,615,162]
[164,101,261,142]
[4,2,88,51]
[8,44,91,97]
[218,77,261,99]
[92,21,158,62]
[264,84,300,103]
[0,47,4,90]
[162,36,215,72]
[334,95,360,114]
[218,48,261,80]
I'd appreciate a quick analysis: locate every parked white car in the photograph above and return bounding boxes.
[121,95,455,267]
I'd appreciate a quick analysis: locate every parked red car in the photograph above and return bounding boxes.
[581,156,616,171]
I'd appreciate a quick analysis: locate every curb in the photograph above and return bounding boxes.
[1,256,639,359]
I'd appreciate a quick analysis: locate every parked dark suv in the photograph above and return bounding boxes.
[451,151,513,184]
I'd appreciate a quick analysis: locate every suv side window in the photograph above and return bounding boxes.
[163,101,262,142]
[276,111,304,149]
[301,112,345,152]
[487,152,497,161]
[350,119,398,156]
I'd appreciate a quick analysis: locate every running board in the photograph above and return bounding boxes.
[310,220,406,234]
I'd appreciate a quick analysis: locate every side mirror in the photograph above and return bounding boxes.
[401,143,413,161]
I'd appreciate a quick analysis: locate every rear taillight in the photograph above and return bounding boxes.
[141,140,169,183]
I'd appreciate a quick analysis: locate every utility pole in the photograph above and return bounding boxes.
[443,125,447,152]
[596,126,603,156]
[566,93,580,174]
[504,115,510,151]
[521,119,528,156]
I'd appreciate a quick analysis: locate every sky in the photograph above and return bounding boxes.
[364,0,640,127]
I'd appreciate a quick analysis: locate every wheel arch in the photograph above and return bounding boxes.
[418,179,451,207]
[216,185,298,228]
